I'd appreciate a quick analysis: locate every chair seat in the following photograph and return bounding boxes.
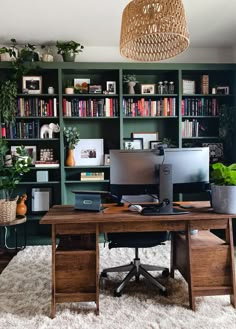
[108,232,167,249]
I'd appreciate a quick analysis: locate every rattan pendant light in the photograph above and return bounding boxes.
[120,0,190,62]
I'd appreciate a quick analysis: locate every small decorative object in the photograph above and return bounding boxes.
[65,87,74,94]
[41,45,54,62]
[48,86,54,94]
[16,194,27,216]
[141,84,156,95]
[123,74,137,94]
[123,138,143,150]
[40,123,60,139]
[169,81,175,94]
[106,81,116,94]
[64,126,80,167]
[40,148,54,161]
[182,79,195,94]
[104,154,110,165]
[56,40,84,62]
[157,81,163,94]
[74,79,90,93]
[89,85,102,94]
[22,76,42,94]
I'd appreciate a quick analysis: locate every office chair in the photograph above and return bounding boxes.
[101,195,169,297]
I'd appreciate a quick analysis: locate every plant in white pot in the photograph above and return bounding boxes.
[211,162,236,214]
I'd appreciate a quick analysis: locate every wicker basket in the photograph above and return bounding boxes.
[0,197,18,223]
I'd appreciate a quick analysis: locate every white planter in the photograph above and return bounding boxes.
[211,184,236,214]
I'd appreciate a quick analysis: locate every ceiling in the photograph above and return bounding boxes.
[0,0,236,49]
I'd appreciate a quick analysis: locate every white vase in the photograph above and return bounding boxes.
[128,81,136,94]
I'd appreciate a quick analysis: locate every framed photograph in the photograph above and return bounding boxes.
[74,78,91,93]
[22,76,42,94]
[216,86,229,95]
[40,148,54,161]
[150,140,165,149]
[74,139,104,166]
[104,154,110,165]
[182,79,195,94]
[11,145,37,164]
[106,81,116,94]
[131,132,158,149]
[89,85,102,94]
[141,84,156,95]
[123,138,143,150]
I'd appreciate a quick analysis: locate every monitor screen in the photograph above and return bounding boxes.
[110,148,209,198]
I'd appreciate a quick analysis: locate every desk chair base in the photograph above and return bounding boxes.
[101,249,169,296]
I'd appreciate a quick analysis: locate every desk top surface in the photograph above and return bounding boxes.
[40,202,235,225]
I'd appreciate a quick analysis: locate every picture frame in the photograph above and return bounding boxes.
[131,132,158,149]
[141,84,156,95]
[11,145,37,164]
[182,79,195,94]
[40,148,54,162]
[149,140,165,149]
[104,154,110,165]
[89,85,102,94]
[216,86,229,95]
[74,139,104,166]
[22,76,42,94]
[106,81,116,94]
[123,138,143,150]
[74,78,91,93]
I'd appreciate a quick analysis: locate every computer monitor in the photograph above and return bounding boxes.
[110,148,210,214]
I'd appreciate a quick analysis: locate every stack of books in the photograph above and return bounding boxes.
[80,172,104,181]
[35,161,59,168]
[201,75,209,94]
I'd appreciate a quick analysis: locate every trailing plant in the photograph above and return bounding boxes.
[0,80,18,124]
[64,126,80,150]
[0,140,32,200]
[56,40,84,55]
[211,162,236,186]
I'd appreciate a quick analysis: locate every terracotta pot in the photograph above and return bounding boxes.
[66,149,76,166]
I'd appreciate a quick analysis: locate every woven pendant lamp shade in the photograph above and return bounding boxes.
[120,0,190,62]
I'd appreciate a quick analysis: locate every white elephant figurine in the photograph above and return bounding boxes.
[40,123,60,139]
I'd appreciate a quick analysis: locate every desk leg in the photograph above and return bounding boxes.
[51,225,56,319]
[95,225,99,315]
[227,219,236,308]
[185,223,195,311]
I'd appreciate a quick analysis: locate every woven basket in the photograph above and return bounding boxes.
[0,197,18,223]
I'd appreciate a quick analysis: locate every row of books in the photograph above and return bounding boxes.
[181,98,218,116]
[122,97,176,117]
[182,119,200,137]
[17,98,58,117]
[5,121,40,139]
[63,98,119,117]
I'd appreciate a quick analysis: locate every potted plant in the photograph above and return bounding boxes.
[20,43,39,62]
[0,140,32,222]
[64,126,80,166]
[56,40,84,62]
[210,162,236,214]
[123,74,138,94]
[0,38,18,61]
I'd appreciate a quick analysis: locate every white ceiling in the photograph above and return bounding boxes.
[0,0,236,49]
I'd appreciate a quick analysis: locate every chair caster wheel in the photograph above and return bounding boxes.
[162,269,170,278]
[114,290,122,297]
[101,272,108,278]
[160,289,167,297]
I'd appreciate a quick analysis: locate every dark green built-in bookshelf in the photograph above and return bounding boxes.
[1,62,236,245]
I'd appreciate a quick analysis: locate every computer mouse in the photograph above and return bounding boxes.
[128,204,143,212]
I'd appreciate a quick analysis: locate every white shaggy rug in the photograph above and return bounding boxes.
[0,243,236,329]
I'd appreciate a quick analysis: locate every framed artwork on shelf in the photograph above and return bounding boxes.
[141,84,156,95]
[131,132,158,149]
[216,86,229,95]
[74,78,90,93]
[74,139,104,166]
[22,76,42,94]
[149,140,165,149]
[104,154,110,166]
[40,148,54,161]
[123,138,143,150]
[106,81,116,94]
[11,145,37,164]
[182,79,195,94]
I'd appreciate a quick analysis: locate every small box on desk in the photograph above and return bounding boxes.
[72,190,109,212]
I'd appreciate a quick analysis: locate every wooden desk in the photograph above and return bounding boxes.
[40,203,236,317]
